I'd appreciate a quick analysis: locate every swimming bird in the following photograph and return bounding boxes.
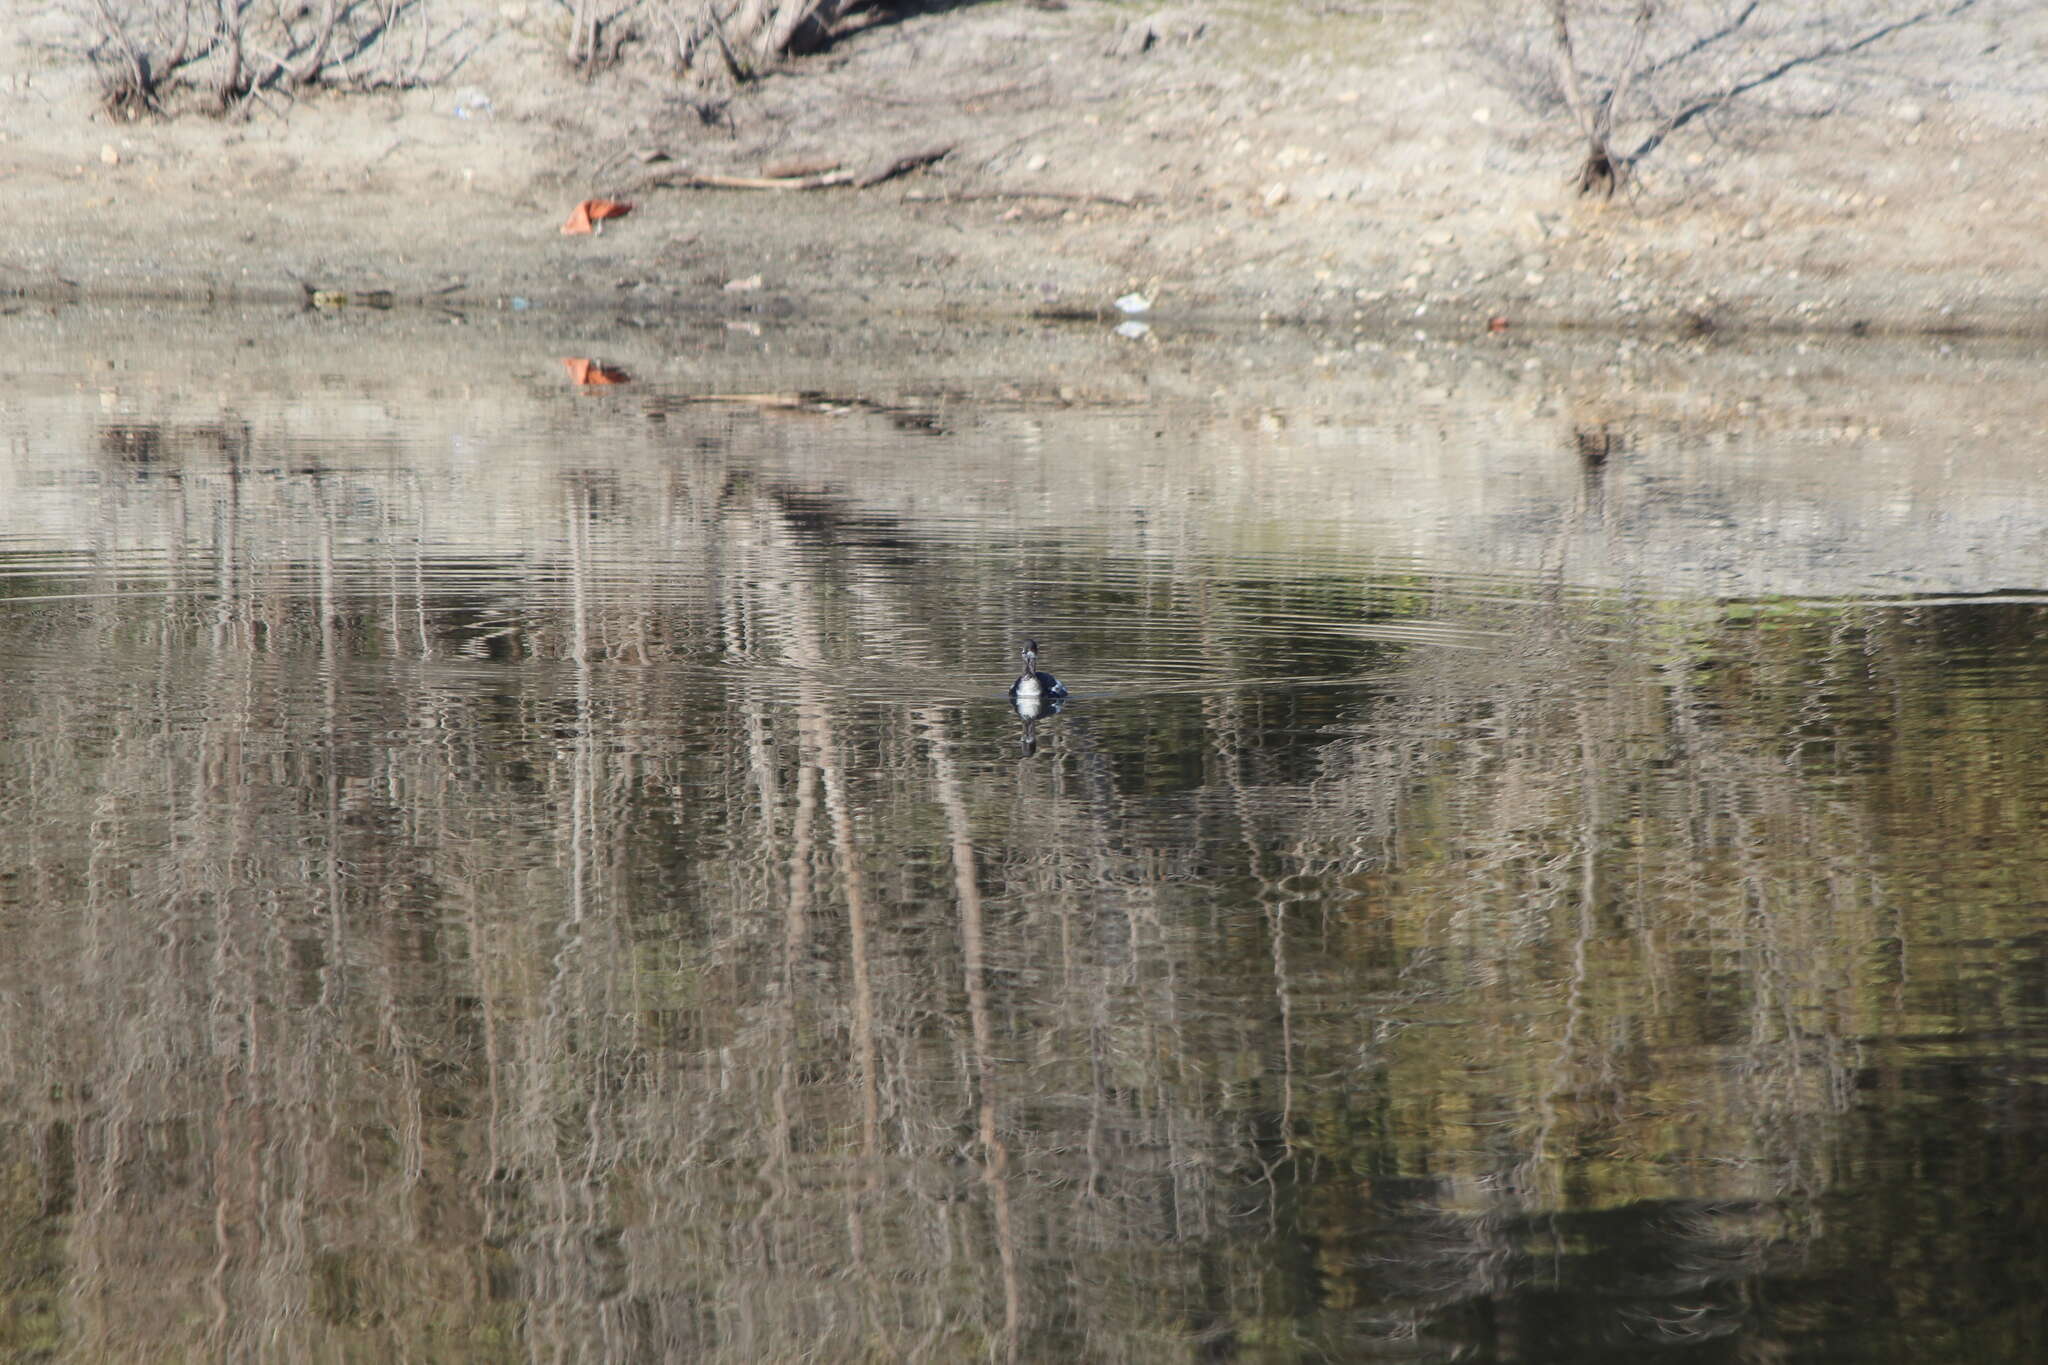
[1008,640,1068,702]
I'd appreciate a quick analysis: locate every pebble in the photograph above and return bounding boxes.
[1893,102,1926,125]
[1263,182,1290,208]
[1025,154,1049,172]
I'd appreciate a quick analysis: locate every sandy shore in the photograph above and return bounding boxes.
[6,2,2046,335]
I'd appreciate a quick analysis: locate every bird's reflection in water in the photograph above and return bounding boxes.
[1011,691,1064,757]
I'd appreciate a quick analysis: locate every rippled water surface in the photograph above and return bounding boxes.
[2,311,2046,1361]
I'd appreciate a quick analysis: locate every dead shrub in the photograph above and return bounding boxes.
[78,0,477,118]
[650,1,886,84]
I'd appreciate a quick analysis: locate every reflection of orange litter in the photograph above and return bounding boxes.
[561,199,633,235]
[562,357,629,386]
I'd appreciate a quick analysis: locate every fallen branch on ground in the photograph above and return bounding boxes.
[667,169,857,190]
[901,189,1154,207]
[645,144,954,192]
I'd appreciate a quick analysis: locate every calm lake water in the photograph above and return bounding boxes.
[2,309,2045,1362]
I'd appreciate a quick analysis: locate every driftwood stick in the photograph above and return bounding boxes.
[855,143,954,187]
[673,169,858,190]
[902,188,1151,208]
[646,144,953,193]
[693,392,821,406]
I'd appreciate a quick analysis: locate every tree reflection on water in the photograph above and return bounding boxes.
[0,344,2044,1362]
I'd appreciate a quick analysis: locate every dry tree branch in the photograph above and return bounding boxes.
[1601,0,1656,143]
[1544,0,1620,196]
[656,0,867,83]
[91,0,155,104]
[1626,0,1984,165]
[86,0,224,115]
[640,142,950,191]
[214,0,247,111]
[1543,0,1595,147]
[1531,0,1989,196]
[1635,0,1760,88]
[288,0,343,87]
[707,1,751,82]
[565,0,645,70]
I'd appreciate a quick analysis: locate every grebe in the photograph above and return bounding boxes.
[1008,640,1068,701]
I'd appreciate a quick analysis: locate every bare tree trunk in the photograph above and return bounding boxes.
[289,0,341,88]
[1548,0,1613,197]
[214,0,246,112]
[1546,0,1646,197]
